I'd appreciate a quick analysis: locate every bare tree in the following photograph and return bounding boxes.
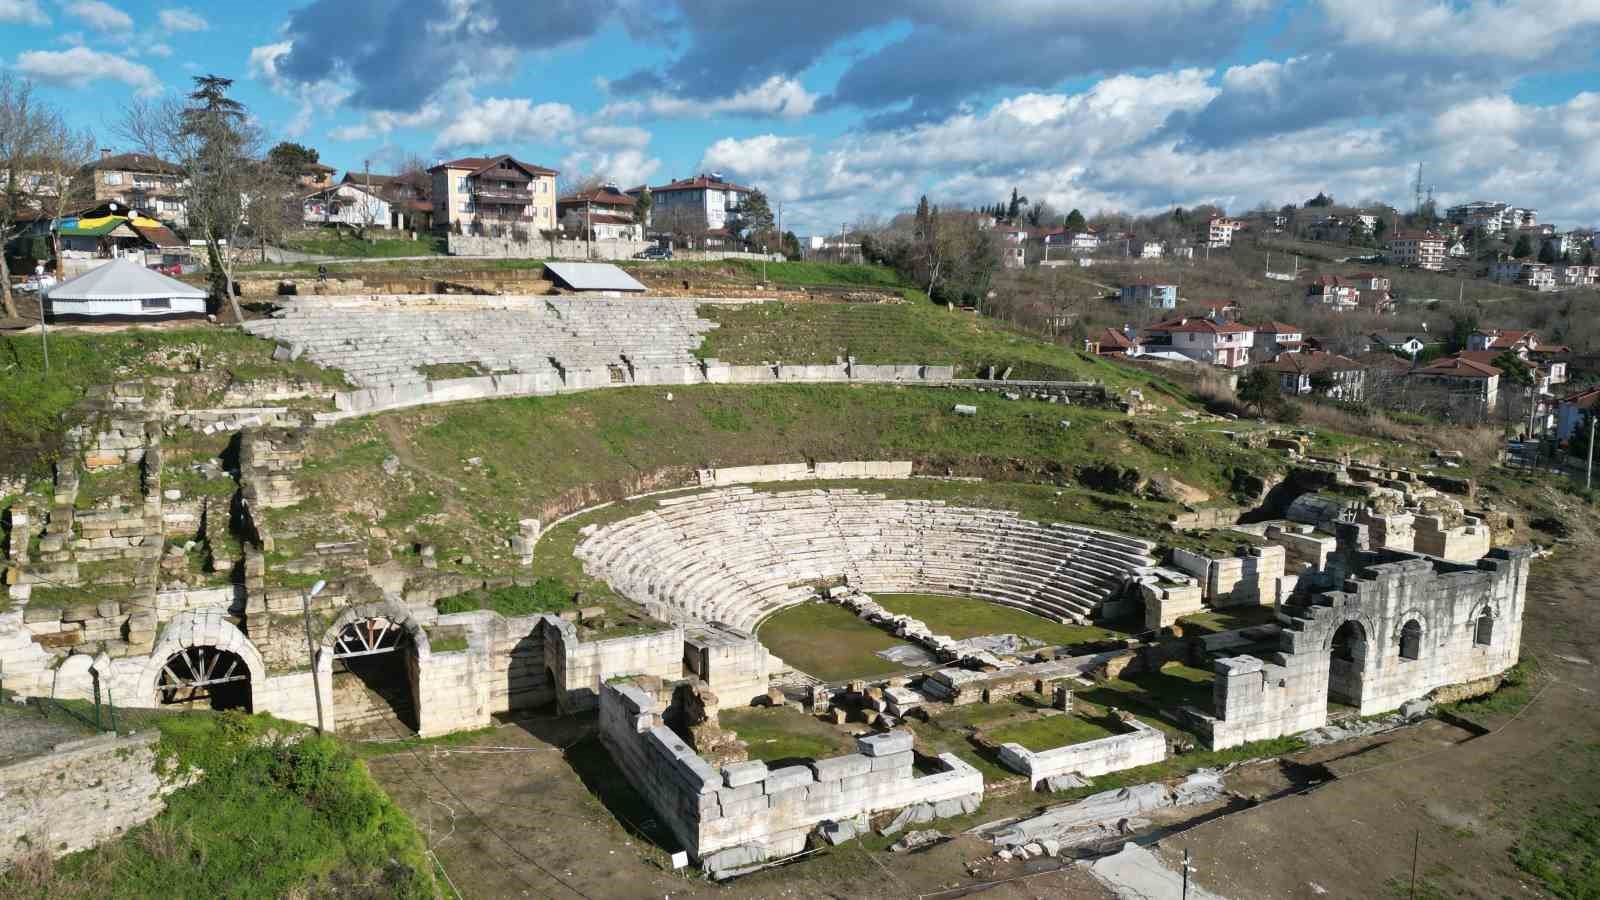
[0,74,85,319]
[42,136,96,279]
[120,74,269,322]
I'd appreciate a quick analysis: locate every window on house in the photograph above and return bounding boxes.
[1399,620,1422,661]
[140,298,171,310]
[104,173,122,185]
[1474,611,1494,646]
[457,177,469,192]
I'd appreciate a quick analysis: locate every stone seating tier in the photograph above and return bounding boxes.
[242,298,718,388]
[576,489,1157,632]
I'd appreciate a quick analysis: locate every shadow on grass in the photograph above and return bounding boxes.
[562,732,686,855]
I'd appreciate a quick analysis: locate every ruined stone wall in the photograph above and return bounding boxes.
[697,460,914,487]
[0,732,172,867]
[543,617,685,712]
[1170,545,1285,608]
[997,717,1167,788]
[1414,514,1492,562]
[598,682,984,873]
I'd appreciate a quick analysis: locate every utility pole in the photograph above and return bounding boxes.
[1587,412,1595,491]
[1409,830,1420,900]
[1182,848,1193,900]
[301,580,327,734]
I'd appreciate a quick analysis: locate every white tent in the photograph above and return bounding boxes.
[46,258,208,320]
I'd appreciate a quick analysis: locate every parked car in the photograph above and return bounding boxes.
[632,246,672,260]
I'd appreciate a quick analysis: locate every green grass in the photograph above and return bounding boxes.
[0,710,433,899]
[1436,656,1541,726]
[280,231,445,258]
[435,577,575,617]
[1079,661,1218,721]
[1176,605,1283,634]
[756,602,914,682]
[719,706,859,765]
[872,592,1118,645]
[986,712,1122,751]
[1509,739,1600,900]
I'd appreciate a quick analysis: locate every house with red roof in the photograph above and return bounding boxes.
[1084,326,1142,358]
[1556,386,1600,442]
[556,184,643,241]
[1409,356,1501,409]
[627,173,755,246]
[1305,274,1360,311]
[1258,350,1365,400]
[1144,315,1255,368]
[1252,321,1304,360]
[429,155,559,236]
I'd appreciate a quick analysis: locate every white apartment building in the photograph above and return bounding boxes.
[1144,316,1255,368]
[1131,238,1165,258]
[630,173,753,243]
[1387,231,1447,270]
[1198,216,1235,248]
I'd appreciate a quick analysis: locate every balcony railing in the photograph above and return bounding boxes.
[473,186,532,205]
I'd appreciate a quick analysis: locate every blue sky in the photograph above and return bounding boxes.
[3,0,1599,234]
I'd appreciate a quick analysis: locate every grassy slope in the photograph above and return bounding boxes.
[279,231,446,258]
[288,382,1279,588]
[0,711,433,899]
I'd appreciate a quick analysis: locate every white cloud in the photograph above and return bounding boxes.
[157,7,206,31]
[329,103,446,142]
[433,97,579,148]
[65,0,131,31]
[1317,0,1600,61]
[578,125,651,150]
[14,46,160,95]
[249,41,352,140]
[561,148,660,187]
[247,41,293,90]
[602,76,818,120]
[700,135,812,178]
[146,43,172,58]
[0,0,47,25]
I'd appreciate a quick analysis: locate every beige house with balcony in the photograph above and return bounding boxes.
[429,155,558,236]
[81,150,187,227]
[1387,231,1447,270]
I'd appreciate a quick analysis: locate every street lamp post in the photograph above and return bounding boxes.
[301,579,328,733]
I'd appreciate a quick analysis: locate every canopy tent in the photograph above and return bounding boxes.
[543,261,646,293]
[46,258,208,321]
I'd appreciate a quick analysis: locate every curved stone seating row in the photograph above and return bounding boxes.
[576,488,1156,631]
[243,297,717,388]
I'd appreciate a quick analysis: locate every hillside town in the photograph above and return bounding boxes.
[2,4,1600,898]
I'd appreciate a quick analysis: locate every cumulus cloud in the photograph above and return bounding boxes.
[1317,0,1600,61]
[602,76,818,120]
[700,135,812,178]
[433,97,580,148]
[578,125,652,150]
[561,148,660,187]
[65,0,131,31]
[157,7,206,31]
[14,46,161,95]
[0,0,48,25]
[248,40,352,140]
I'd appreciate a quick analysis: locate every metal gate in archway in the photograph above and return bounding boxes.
[332,617,408,659]
[156,646,252,710]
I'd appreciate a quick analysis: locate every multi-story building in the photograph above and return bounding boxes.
[1118,278,1178,309]
[1198,216,1235,248]
[81,150,187,227]
[1410,356,1501,410]
[1305,275,1360,310]
[556,184,644,241]
[629,173,753,246]
[429,155,558,235]
[1252,321,1304,360]
[340,172,432,230]
[1143,315,1254,367]
[1446,201,1538,236]
[998,226,1030,268]
[1555,264,1599,287]
[1259,350,1365,400]
[1490,261,1556,290]
[302,182,391,230]
[1131,238,1165,258]
[1387,231,1447,270]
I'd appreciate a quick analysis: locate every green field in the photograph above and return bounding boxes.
[719,706,859,765]
[873,593,1119,645]
[986,712,1122,751]
[756,602,914,682]
[279,231,446,259]
[1079,661,1218,722]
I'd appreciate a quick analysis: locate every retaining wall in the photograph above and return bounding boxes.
[445,234,782,262]
[598,682,984,873]
[997,717,1168,788]
[0,732,172,866]
[696,460,913,487]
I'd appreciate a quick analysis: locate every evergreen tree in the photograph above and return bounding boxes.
[1306,192,1334,207]
[1513,233,1534,259]
[1237,369,1277,415]
[1537,241,1556,265]
[1063,208,1087,232]
[1007,187,1025,222]
[1373,218,1388,243]
[267,141,320,175]
[1584,247,1595,266]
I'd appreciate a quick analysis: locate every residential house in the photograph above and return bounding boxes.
[1085,326,1141,358]
[1489,261,1556,290]
[341,172,432,230]
[1143,316,1254,368]
[1555,264,1598,287]
[1445,201,1537,235]
[296,162,337,190]
[302,182,391,230]
[1371,332,1429,358]
[1467,329,1538,353]
[1387,231,1447,270]
[1448,239,1470,258]
[1556,386,1600,443]
[1409,356,1501,410]
[1194,299,1243,322]
[1456,350,1551,397]
[556,184,644,241]
[1305,274,1360,311]
[1118,278,1178,309]
[1198,216,1235,248]
[629,173,753,247]
[1170,241,1196,260]
[1252,321,1304,360]
[1259,350,1365,400]
[50,204,190,272]
[1130,238,1164,259]
[1042,229,1100,253]
[1468,330,1568,387]
[1543,233,1578,259]
[998,226,1030,268]
[429,155,558,236]
[81,150,186,227]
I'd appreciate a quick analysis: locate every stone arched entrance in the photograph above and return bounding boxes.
[318,602,430,735]
[1326,619,1369,708]
[137,610,266,713]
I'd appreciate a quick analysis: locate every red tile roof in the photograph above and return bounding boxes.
[1254,321,1302,334]
[428,155,557,177]
[1259,350,1361,374]
[1457,350,1538,371]
[647,174,754,194]
[1413,357,1500,379]
[1148,316,1253,335]
[557,187,637,207]
[1095,327,1138,351]
[1561,386,1600,410]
